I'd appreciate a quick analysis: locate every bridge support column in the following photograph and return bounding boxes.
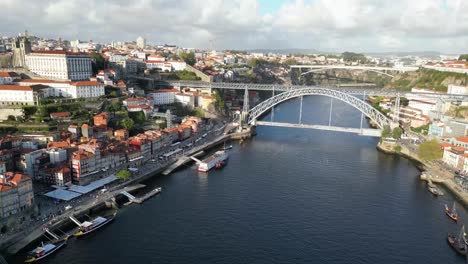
[328,97,333,126]
[240,87,250,127]
[299,96,303,124]
[271,86,275,121]
[393,93,400,122]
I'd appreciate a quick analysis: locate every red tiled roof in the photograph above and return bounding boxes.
[151,89,178,93]
[70,81,103,86]
[0,72,19,78]
[50,112,71,118]
[16,79,69,84]
[0,85,34,91]
[31,50,88,56]
[456,137,468,143]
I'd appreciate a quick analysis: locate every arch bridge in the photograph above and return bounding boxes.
[291,65,419,79]
[244,87,396,137]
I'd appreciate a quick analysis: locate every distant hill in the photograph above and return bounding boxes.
[246,48,322,55]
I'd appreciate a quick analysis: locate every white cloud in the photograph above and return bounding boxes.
[0,0,467,53]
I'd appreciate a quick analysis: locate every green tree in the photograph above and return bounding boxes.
[106,102,121,117]
[341,52,367,63]
[381,125,392,138]
[180,52,196,66]
[191,108,205,118]
[283,58,298,65]
[213,90,225,113]
[129,111,146,124]
[458,54,468,61]
[392,127,403,139]
[418,139,443,161]
[393,145,402,152]
[116,169,132,180]
[120,117,134,130]
[90,51,105,75]
[248,58,267,68]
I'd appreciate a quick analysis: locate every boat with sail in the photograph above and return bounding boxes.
[447,225,467,256]
[70,211,116,237]
[24,229,68,263]
[445,202,458,222]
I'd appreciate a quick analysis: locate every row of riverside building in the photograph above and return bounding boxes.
[0,115,202,219]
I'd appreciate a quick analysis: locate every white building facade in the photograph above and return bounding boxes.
[16,79,104,99]
[149,89,178,105]
[25,51,92,81]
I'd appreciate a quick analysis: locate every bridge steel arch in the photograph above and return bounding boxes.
[247,88,392,129]
[299,68,395,78]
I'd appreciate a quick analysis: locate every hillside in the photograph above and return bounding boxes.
[386,68,468,92]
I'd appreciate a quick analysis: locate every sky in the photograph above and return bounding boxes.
[1,0,467,53]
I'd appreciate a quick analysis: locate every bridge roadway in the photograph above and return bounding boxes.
[255,121,382,137]
[166,81,468,100]
[289,65,419,72]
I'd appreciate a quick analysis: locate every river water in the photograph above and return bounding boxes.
[10,96,468,263]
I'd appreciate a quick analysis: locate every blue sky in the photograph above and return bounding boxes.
[258,0,287,14]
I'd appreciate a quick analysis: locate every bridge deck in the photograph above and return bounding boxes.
[255,121,382,137]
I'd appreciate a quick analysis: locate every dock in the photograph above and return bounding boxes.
[162,151,205,175]
[122,187,162,204]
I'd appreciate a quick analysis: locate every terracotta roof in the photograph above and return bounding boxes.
[456,137,468,143]
[50,112,71,118]
[16,79,69,84]
[439,142,451,148]
[0,84,46,91]
[70,81,103,86]
[31,50,88,56]
[47,141,69,148]
[0,72,19,78]
[151,89,178,93]
[452,146,467,152]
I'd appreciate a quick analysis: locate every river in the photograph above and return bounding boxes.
[10,96,468,263]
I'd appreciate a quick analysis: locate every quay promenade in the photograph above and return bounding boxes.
[0,126,252,256]
[377,141,468,208]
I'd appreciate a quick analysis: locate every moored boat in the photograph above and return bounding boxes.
[427,184,443,196]
[24,239,67,263]
[198,150,228,172]
[447,225,467,256]
[70,211,116,237]
[445,202,458,222]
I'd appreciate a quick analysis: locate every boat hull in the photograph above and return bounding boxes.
[24,241,67,263]
[447,234,467,256]
[74,216,115,237]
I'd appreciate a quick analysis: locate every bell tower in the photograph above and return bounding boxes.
[12,30,32,68]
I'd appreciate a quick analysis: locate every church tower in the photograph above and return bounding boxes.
[12,30,32,68]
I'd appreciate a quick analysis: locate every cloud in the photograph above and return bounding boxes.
[0,0,467,53]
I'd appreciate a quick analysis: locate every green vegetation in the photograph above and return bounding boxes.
[369,96,390,115]
[129,111,146,125]
[90,51,105,75]
[213,90,225,113]
[167,70,201,81]
[179,52,196,66]
[393,145,402,152]
[283,58,299,65]
[411,124,430,135]
[119,117,135,130]
[116,169,132,180]
[381,125,392,138]
[247,58,268,68]
[392,127,403,139]
[454,106,468,118]
[191,108,205,118]
[392,69,468,92]
[459,54,468,61]
[418,139,443,161]
[341,52,367,63]
[106,101,122,117]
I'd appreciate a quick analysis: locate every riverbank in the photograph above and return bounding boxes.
[376,142,468,207]
[1,128,253,257]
